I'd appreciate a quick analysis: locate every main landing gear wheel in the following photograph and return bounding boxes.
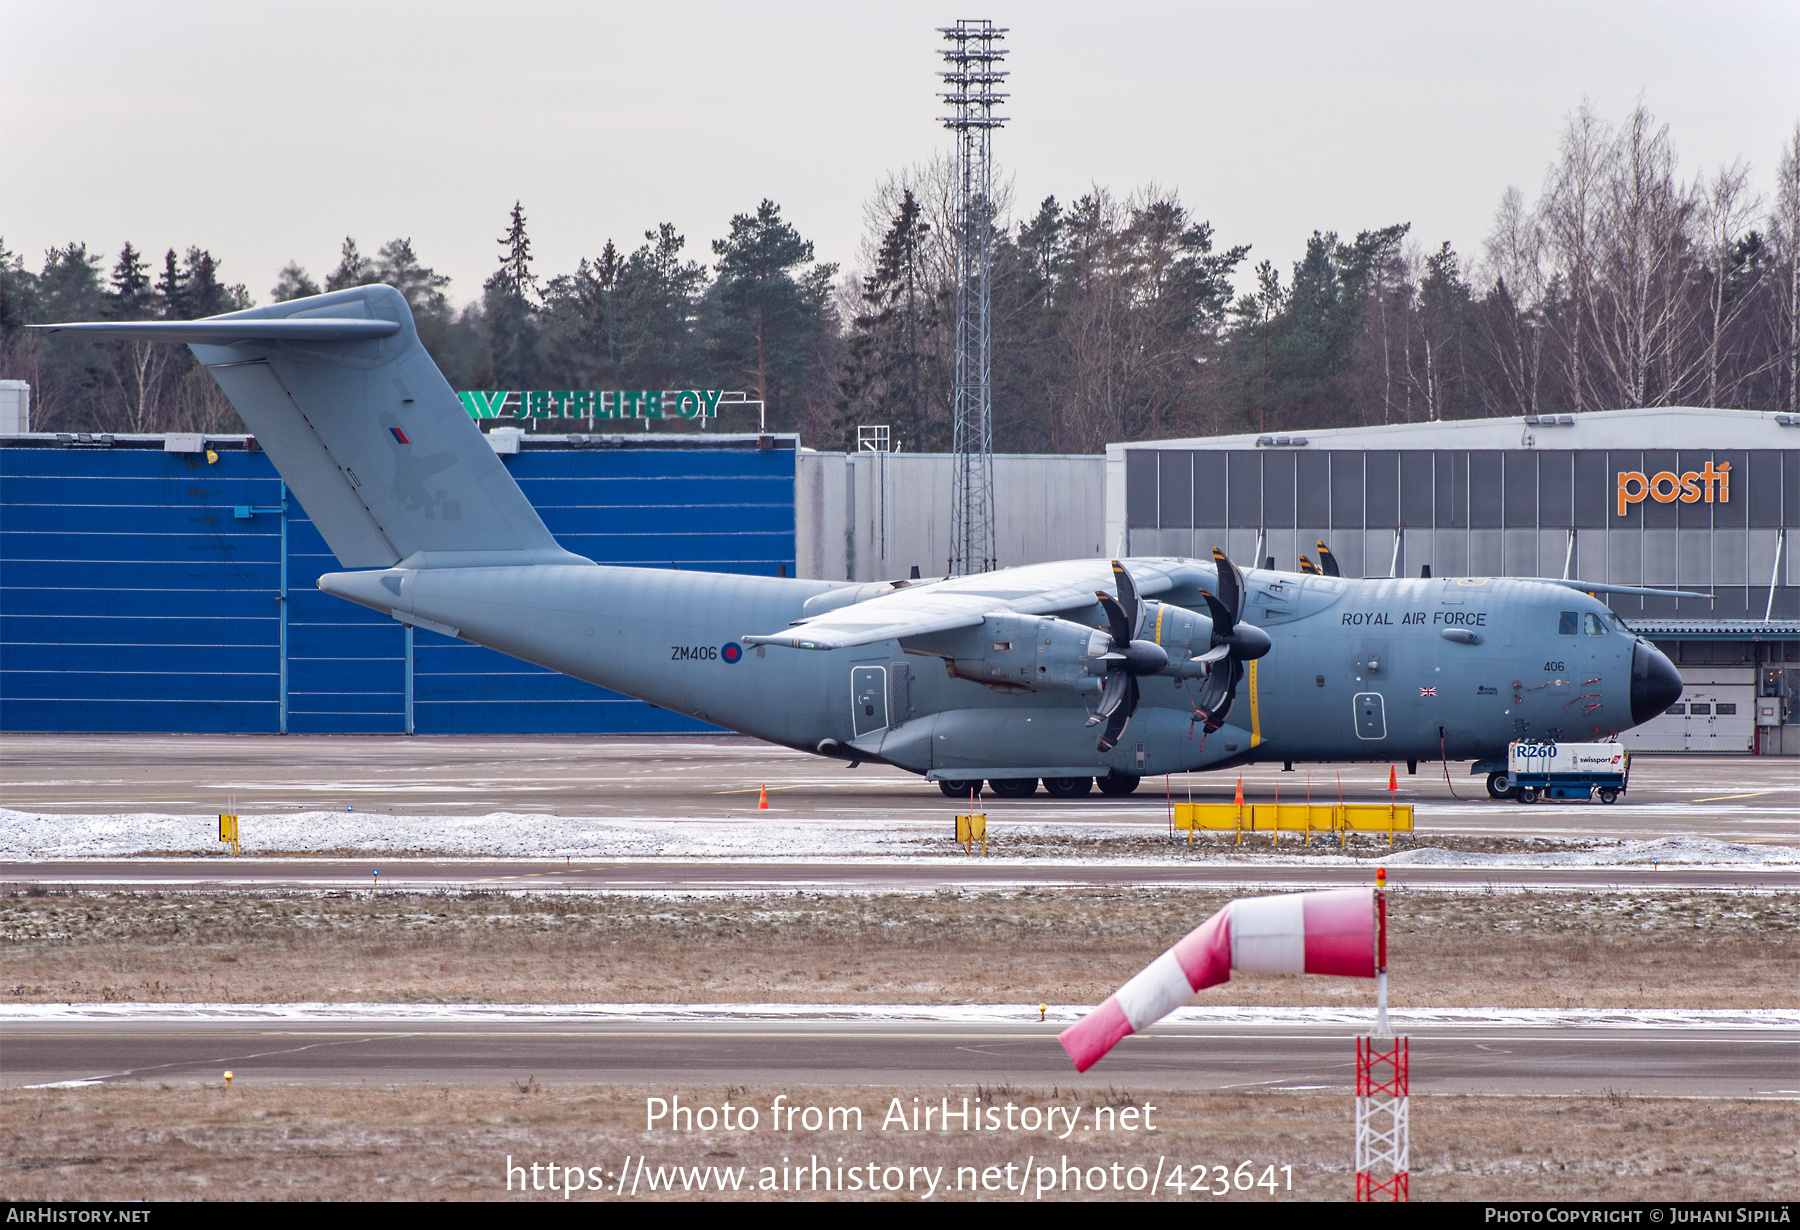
[1486,772,1515,800]
[938,779,982,800]
[1516,785,1539,804]
[1598,787,1619,805]
[988,777,1038,798]
[1096,773,1142,797]
[1044,776,1093,798]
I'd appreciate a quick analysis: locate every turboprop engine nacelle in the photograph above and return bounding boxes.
[922,613,1107,694]
[1136,600,1223,679]
[918,604,1220,693]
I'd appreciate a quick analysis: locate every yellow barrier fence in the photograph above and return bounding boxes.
[955,812,988,855]
[1172,801,1413,845]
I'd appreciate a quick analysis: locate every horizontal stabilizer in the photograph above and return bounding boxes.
[30,319,400,343]
[32,286,588,573]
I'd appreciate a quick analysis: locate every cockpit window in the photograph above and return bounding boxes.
[1558,611,1579,635]
[1583,613,1609,636]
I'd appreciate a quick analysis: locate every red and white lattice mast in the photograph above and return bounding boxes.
[1355,867,1409,1201]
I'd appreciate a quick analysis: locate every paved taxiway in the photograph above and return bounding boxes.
[6,858,1795,893]
[6,1018,1793,1097]
[4,734,1799,846]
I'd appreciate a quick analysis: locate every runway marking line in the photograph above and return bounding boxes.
[1691,791,1776,802]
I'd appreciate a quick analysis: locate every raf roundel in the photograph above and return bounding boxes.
[721,642,743,664]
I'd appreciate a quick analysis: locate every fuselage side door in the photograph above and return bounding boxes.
[1354,691,1388,740]
[851,664,888,738]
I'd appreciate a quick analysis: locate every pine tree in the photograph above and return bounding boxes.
[374,238,450,319]
[491,203,535,300]
[270,262,321,302]
[701,200,836,429]
[0,238,40,339]
[156,249,187,319]
[616,224,706,389]
[40,244,106,322]
[106,243,154,320]
[104,242,173,432]
[325,238,375,291]
[835,190,937,450]
[478,201,540,390]
[178,247,229,318]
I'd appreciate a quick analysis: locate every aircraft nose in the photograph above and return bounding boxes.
[1630,640,1682,727]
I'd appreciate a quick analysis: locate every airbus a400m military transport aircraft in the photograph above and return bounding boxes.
[41,286,1686,799]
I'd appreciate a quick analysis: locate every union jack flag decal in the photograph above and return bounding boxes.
[1419,686,1437,697]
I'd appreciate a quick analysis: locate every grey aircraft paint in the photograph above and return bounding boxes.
[36,287,1685,790]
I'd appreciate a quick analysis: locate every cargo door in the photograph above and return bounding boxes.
[851,665,888,738]
[1353,691,1387,740]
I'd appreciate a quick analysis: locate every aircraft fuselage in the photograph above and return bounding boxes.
[321,557,1677,781]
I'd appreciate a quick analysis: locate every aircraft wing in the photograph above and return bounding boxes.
[742,591,999,650]
[1525,578,1711,601]
[741,557,1208,650]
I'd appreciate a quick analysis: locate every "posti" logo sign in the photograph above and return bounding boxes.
[1616,462,1731,517]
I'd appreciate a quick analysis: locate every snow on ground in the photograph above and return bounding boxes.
[1379,834,1799,867]
[3,1002,1795,1030]
[1,806,1795,867]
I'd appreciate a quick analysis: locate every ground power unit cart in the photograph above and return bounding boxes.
[1501,741,1631,804]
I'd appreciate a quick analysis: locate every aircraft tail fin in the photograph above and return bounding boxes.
[35,286,586,571]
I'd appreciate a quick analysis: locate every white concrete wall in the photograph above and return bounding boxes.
[0,381,29,434]
[797,451,1107,581]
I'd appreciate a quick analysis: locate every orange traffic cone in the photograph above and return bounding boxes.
[757,784,769,810]
[1234,777,1244,805]
[1387,764,1398,792]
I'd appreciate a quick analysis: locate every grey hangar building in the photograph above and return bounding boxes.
[1104,407,1800,757]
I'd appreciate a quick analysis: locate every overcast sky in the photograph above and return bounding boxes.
[5,0,1797,308]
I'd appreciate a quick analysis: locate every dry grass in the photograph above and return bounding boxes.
[177,833,1659,860]
[2,1083,1794,1202]
[2,886,1796,1009]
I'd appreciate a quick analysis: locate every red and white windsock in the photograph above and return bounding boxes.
[1059,888,1379,1072]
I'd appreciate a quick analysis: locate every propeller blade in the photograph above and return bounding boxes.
[1315,540,1340,577]
[1210,547,1245,621]
[1095,592,1134,648]
[1200,590,1235,643]
[1111,560,1146,640]
[1194,643,1231,665]
[1096,675,1138,752]
[1298,555,1318,575]
[1192,660,1243,732]
[1096,669,1131,718]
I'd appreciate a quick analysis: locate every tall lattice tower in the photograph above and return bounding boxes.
[939,20,1007,575]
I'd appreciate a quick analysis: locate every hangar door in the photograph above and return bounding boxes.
[1619,669,1755,753]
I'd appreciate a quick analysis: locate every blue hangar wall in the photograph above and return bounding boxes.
[0,437,797,734]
